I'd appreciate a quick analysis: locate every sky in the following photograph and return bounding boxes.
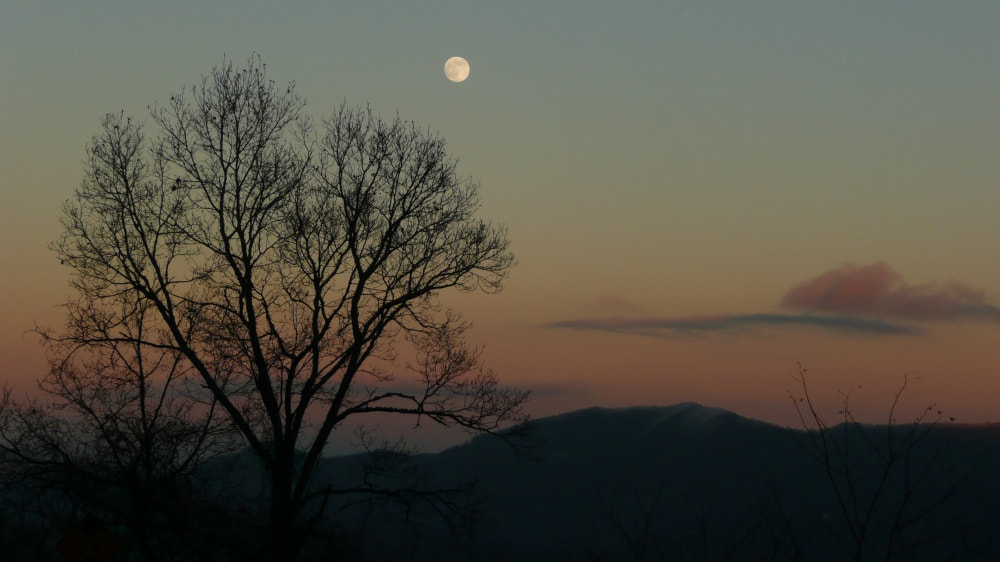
[2,1,1000,440]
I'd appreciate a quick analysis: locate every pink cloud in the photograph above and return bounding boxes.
[781,262,1000,321]
[547,313,918,337]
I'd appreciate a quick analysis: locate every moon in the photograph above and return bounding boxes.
[444,56,470,83]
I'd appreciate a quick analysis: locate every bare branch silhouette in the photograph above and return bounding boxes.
[7,53,527,561]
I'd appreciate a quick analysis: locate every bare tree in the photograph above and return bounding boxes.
[593,481,669,562]
[0,335,237,558]
[39,54,527,561]
[790,364,965,562]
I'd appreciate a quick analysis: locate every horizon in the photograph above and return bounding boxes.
[321,398,992,457]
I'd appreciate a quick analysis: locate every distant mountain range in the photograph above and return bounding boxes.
[317,403,1000,561]
[13,402,996,560]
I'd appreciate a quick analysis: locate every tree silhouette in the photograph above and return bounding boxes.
[790,365,967,561]
[25,54,527,561]
[0,278,242,560]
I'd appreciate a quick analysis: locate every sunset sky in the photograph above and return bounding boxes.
[3,1,1000,439]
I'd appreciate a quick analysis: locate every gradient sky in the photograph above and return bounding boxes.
[3,1,1000,437]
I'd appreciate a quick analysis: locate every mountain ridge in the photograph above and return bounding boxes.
[332,401,1000,561]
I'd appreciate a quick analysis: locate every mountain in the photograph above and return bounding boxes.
[323,403,1000,561]
[10,403,997,560]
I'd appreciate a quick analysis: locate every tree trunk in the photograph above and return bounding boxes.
[267,454,300,562]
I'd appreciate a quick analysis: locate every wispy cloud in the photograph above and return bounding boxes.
[782,262,1000,322]
[547,313,919,338]
[547,263,1000,340]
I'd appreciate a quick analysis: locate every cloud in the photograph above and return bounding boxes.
[782,262,1000,322]
[547,313,919,338]
[549,265,999,341]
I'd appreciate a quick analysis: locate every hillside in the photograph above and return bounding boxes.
[326,403,1000,561]
[6,403,999,561]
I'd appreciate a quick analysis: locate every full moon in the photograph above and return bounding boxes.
[444,56,470,83]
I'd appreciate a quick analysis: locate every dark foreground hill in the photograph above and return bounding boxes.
[322,403,1000,561]
[5,403,1000,560]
